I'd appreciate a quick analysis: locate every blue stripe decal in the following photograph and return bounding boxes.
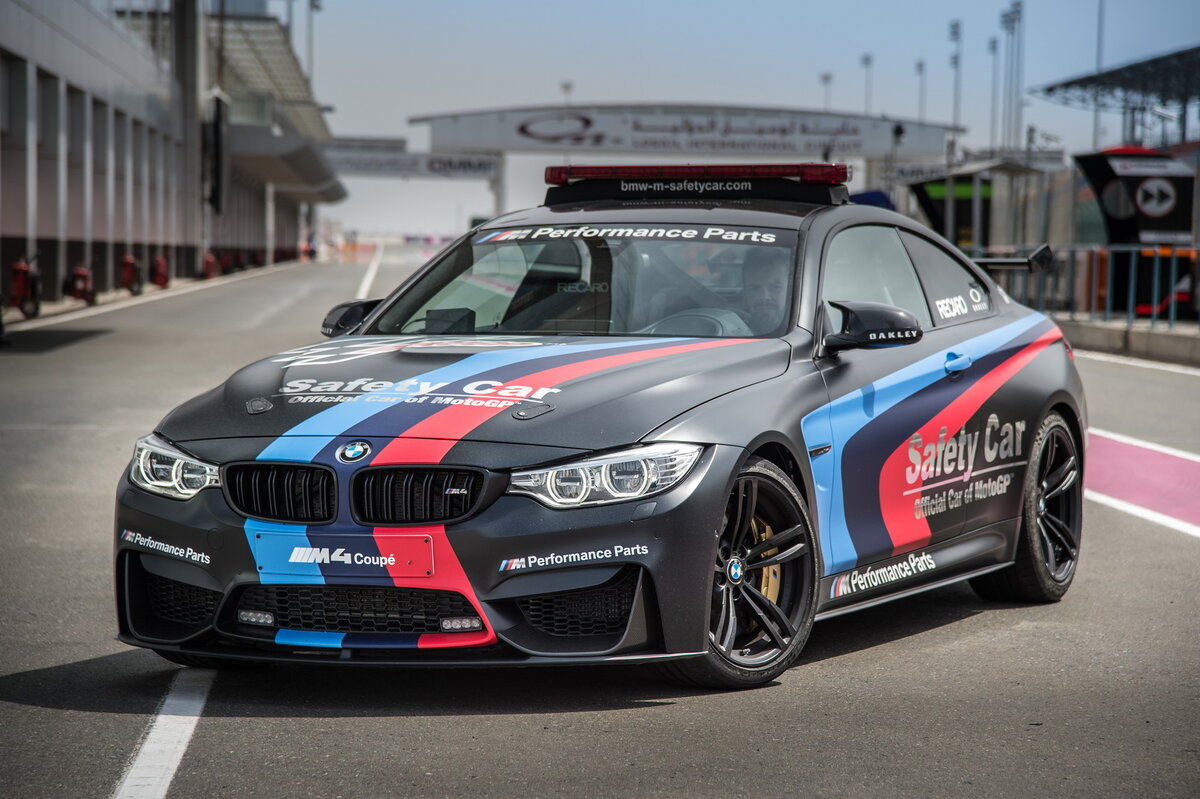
[257,338,687,464]
[275,629,345,648]
[244,518,325,585]
[803,314,1047,575]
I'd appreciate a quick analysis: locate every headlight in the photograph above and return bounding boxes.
[129,434,221,500]
[508,443,702,508]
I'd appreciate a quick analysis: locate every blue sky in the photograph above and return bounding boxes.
[296,0,1200,235]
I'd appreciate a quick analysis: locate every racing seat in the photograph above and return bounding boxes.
[502,241,583,327]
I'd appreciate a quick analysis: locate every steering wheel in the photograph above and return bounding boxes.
[639,307,755,337]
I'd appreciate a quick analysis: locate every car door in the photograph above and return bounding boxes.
[814,224,968,575]
[897,229,1032,535]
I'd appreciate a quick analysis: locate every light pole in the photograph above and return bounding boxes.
[1012,2,1025,155]
[1094,0,1105,149]
[307,0,320,79]
[916,60,925,123]
[946,20,962,244]
[1001,7,1016,150]
[819,72,833,112]
[860,53,873,115]
[989,37,999,153]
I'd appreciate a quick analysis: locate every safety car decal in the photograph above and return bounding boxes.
[256,337,691,463]
[802,313,1060,574]
[875,326,1061,556]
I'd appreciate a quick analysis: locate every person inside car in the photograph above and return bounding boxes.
[741,246,792,335]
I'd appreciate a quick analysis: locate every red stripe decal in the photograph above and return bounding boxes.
[372,338,754,465]
[369,523,498,649]
[878,328,1063,556]
[374,337,754,649]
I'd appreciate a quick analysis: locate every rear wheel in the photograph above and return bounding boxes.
[971,412,1082,602]
[662,457,818,689]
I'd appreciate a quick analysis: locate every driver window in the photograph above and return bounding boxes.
[821,225,933,332]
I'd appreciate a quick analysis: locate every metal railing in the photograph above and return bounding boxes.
[983,244,1198,331]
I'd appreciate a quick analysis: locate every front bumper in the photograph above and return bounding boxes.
[114,443,742,665]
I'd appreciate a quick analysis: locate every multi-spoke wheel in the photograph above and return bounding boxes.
[662,457,818,689]
[971,412,1083,602]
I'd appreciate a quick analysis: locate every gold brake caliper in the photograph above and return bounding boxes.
[751,518,781,604]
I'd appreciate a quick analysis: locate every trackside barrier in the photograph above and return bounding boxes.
[984,245,1198,332]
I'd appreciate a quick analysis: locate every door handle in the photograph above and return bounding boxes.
[945,352,973,374]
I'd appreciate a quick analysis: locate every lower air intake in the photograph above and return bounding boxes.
[146,572,222,626]
[237,585,477,635]
[516,569,638,637]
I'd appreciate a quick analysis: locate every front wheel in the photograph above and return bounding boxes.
[662,457,818,689]
[971,412,1083,602]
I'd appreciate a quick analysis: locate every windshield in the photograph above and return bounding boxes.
[372,224,799,338]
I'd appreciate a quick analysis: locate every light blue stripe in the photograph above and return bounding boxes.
[804,314,1046,574]
[257,338,686,463]
[244,518,325,585]
[275,629,345,648]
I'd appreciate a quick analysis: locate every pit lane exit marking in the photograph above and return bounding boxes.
[355,239,385,299]
[111,669,213,799]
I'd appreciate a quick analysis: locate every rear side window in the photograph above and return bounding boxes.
[899,231,993,325]
[821,225,933,331]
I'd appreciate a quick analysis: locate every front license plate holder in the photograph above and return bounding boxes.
[252,532,435,578]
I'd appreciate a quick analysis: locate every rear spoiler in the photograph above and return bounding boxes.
[974,243,1054,273]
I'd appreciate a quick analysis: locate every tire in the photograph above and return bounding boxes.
[20,275,41,319]
[129,275,145,296]
[153,649,268,670]
[661,457,819,689]
[971,412,1083,603]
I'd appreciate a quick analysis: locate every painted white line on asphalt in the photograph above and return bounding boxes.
[6,262,299,332]
[1074,350,1200,378]
[111,669,214,799]
[1085,489,1200,540]
[1089,427,1200,464]
[356,240,385,299]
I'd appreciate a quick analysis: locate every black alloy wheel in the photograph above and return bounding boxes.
[662,457,818,689]
[972,412,1083,602]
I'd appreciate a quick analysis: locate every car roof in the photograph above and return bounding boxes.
[481,200,827,232]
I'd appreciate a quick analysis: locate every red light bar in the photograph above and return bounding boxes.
[544,163,852,185]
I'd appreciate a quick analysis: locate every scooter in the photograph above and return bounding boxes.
[8,254,43,319]
[151,255,170,289]
[63,261,98,306]
[120,254,145,296]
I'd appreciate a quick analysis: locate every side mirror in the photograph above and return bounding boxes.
[823,300,923,353]
[321,298,382,337]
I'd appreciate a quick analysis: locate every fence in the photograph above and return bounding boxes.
[984,245,1198,331]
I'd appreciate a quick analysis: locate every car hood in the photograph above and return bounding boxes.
[158,335,790,455]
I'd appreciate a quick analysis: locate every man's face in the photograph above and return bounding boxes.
[743,255,790,331]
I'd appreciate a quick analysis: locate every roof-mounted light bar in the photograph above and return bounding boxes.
[544,163,852,186]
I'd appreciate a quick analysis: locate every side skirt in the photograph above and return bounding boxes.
[815,562,1010,621]
[814,519,1019,620]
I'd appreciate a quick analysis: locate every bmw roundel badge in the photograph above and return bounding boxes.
[337,440,371,463]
